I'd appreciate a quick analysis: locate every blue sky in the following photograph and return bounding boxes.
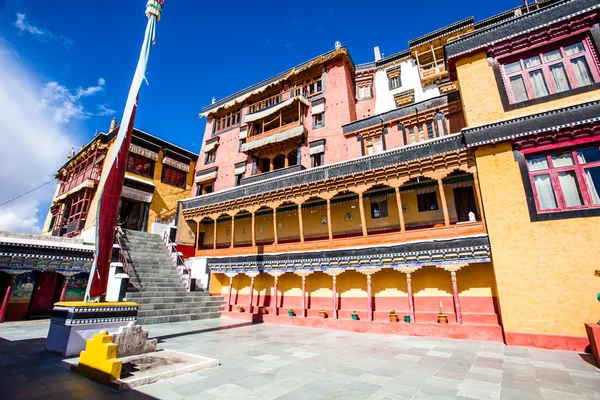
[0,0,519,233]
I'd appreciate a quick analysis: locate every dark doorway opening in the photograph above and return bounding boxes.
[453,186,478,222]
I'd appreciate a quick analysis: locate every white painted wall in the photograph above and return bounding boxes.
[188,257,210,290]
[374,58,441,115]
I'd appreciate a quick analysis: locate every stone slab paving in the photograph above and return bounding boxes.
[0,318,598,399]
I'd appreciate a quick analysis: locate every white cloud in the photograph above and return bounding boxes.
[97,104,116,116]
[40,77,106,123]
[14,13,73,48]
[0,42,82,233]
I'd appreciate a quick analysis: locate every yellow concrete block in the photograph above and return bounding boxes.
[77,330,122,383]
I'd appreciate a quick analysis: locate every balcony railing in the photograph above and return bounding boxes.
[248,92,284,114]
[246,120,303,143]
[196,221,486,257]
[419,62,447,82]
[58,166,101,196]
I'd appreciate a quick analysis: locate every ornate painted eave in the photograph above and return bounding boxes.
[207,235,490,274]
[181,133,469,216]
[342,92,460,135]
[409,17,475,48]
[445,0,600,60]
[463,101,600,147]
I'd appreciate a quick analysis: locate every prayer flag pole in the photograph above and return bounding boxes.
[85,0,165,301]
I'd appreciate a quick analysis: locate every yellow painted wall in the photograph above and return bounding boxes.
[456,52,600,128]
[474,143,600,337]
[213,263,496,300]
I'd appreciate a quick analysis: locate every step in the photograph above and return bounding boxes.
[138,306,225,317]
[127,290,211,298]
[137,312,223,325]
[136,299,225,310]
[129,296,213,304]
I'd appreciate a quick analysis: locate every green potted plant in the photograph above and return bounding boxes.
[288,308,295,317]
[437,301,448,324]
[389,309,399,322]
[351,310,359,320]
[319,309,327,318]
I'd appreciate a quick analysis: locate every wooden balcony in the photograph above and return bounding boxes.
[195,221,486,257]
[58,166,101,197]
[246,120,303,143]
[419,63,448,84]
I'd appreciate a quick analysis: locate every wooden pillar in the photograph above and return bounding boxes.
[284,154,289,168]
[301,276,306,317]
[451,271,463,324]
[269,157,274,172]
[438,179,450,227]
[213,219,217,250]
[407,273,415,323]
[248,276,255,313]
[358,192,368,237]
[272,208,278,245]
[231,216,235,248]
[332,275,337,320]
[394,186,406,239]
[326,198,333,244]
[251,212,256,247]
[366,274,373,321]
[0,279,14,323]
[273,275,279,315]
[472,171,486,226]
[195,220,201,253]
[226,275,234,311]
[298,204,304,243]
[59,278,68,302]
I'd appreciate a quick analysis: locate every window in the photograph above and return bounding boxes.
[127,154,154,178]
[239,139,246,152]
[526,145,600,213]
[205,148,216,164]
[502,38,599,104]
[235,174,244,186]
[356,81,373,100]
[196,182,214,196]
[311,152,324,168]
[370,197,389,218]
[294,76,323,98]
[213,108,241,134]
[365,136,384,155]
[312,112,324,129]
[417,192,439,212]
[387,67,401,90]
[162,165,186,188]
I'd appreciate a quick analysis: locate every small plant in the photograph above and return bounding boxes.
[352,310,358,314]
[389,309,399,322]
[351,310,359,320]
[320,308,325,312]
[288,308,295,316]
[289,309,294,313]
[389,309,396,315]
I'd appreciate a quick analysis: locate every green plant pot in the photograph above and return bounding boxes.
[288,311,295,317]
[404,315,411,323]
[351,314,359,320]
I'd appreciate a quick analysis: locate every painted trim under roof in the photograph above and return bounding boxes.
[342,92,460,134]
[200,47,355,116]
[181,133,466,212]
[462,101,600,147]
[445,0,599,60]
[408,17,474,48]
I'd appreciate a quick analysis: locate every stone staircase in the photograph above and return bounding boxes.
[120,229,225,325]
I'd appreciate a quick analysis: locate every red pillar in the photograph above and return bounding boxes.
[301,276,306,318]
[407,273,415,323]
[248,276,255,313]
[227,276,234,312]
[451,271,463,324]
[367,274,373,321]
[273,276,279,316]
[0,281,14,323]
[59,278,68,302]
[332,276,337,319]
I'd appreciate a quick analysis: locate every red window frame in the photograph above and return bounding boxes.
[500,34,600,104]
[526,144,600,213]
[162,165,186,188]
[127,154,154,178]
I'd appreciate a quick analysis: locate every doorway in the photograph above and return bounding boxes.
[118,198,149,231]
[453,186,478,222]
[29,271,62,315]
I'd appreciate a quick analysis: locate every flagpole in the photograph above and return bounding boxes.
[85,1,164,301]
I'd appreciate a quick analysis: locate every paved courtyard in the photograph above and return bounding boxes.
[0,318,598,400]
